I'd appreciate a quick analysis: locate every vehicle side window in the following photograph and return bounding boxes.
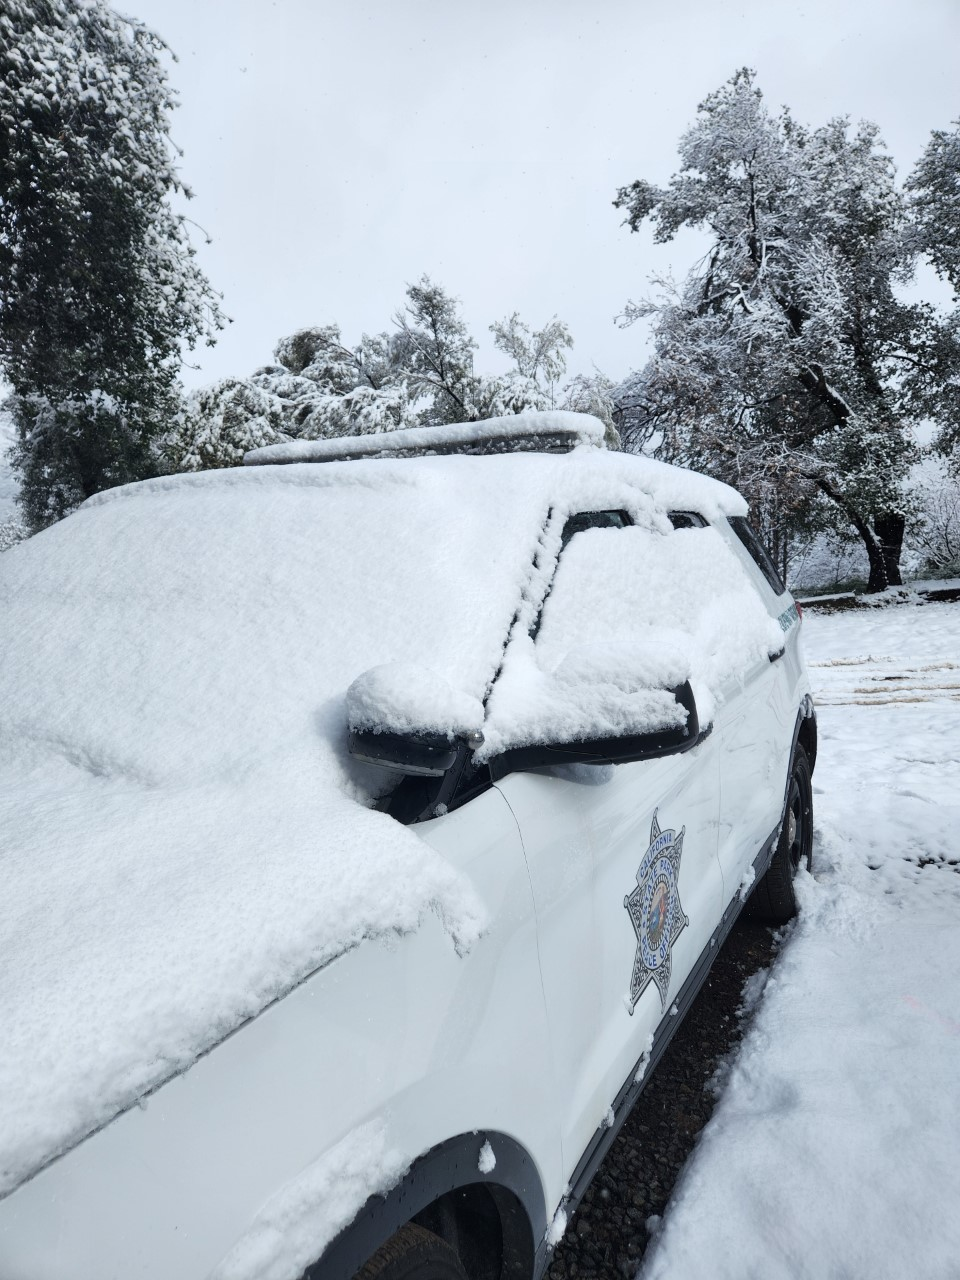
[560,509,632,547]
[529,511,632,641]
[667,511,707,530]
[482,511,786,753]
[532,517,774,677]
[727,516,786,596]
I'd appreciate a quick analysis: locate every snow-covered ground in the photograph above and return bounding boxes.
[642,599,960,1279]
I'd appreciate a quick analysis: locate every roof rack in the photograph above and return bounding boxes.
[243,411,606,467]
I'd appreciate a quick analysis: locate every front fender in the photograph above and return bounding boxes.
[0,789,558,1280]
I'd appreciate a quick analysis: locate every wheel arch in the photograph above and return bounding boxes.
[307,1131,547,1280]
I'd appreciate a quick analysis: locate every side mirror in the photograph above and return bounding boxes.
[348,727,462,777]
[345,663,483,776]
[488,680,703,779]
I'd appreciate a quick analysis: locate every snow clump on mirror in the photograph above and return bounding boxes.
[346,663,484,738]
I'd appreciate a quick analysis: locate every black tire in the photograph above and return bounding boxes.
[749,744,813,925]
[354,1224,468,1280]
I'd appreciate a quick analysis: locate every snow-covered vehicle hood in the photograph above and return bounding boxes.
[0,442,747,1196]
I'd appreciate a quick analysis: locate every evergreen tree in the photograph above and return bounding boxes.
[393,276,480,424]
[614,70,936,590]
[0,0,224,527]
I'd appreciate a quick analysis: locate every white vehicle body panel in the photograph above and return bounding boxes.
[710,525,812,900]
[714,648,794,896]
[0,793,557,1280]
[494,736,723,1171]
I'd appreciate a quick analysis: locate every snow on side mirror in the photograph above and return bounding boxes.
[478,635,706,776]
[346,663,484,777]
[487,679,702,778]
[478,636,699,763]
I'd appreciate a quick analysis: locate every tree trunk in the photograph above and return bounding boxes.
[814,477,905,593]
[860,516,905,593]
[871,511,905,591]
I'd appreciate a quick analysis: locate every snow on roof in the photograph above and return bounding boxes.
[242,409,606,466]
[0,445,748,1196]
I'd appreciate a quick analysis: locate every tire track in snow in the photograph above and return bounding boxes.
[809,655,960,705]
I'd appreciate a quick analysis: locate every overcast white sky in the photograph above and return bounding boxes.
[123,0,959,390]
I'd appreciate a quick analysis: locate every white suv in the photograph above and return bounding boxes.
[0,412,815,1280]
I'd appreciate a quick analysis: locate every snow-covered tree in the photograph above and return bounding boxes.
[259,323,421,439]
[563,370,621,449]
[490,313,572,407]
[271,324,408,399]
[392,276,481,424]
[162,378,286,472]
[0,0,224,526]
[906,455,960,577]
[169,280,579,467]
[907,124,960,467]
[909,121,960,295]
[614,70,937,591]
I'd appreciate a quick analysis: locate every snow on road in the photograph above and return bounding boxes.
[641,600,960,1280]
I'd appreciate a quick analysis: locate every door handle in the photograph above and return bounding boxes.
[769,647,786,664]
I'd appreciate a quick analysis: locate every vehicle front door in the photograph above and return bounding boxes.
[711,518,801,901]
[487,514,725,1177]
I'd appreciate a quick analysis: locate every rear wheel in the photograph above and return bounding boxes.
[355,1224,468,1280]
[750,745,813,924]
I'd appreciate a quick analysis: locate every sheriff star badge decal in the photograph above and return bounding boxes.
[624,810,688,1015]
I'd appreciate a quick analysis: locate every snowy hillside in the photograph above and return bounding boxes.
[642,599,960,1279]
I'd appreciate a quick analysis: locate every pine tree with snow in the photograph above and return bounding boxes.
[393,276,482,424]
[0,0,224,527]
[614,69,940,591]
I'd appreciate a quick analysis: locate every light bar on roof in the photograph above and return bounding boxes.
[243,410,607,466]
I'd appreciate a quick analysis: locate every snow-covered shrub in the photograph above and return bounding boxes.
[162,380,289,472]
[905,456,960,577]
[0,521,27,553]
